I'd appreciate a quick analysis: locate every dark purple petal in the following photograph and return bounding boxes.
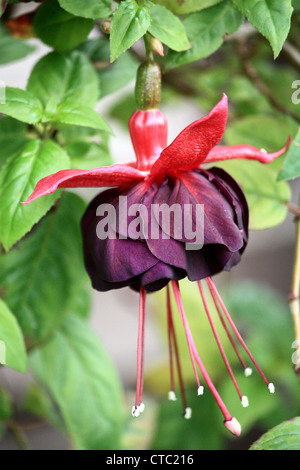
[207,167,249,239]
[140,183,188,270]
[140,262,186,292]
[186,245,233,281]
[80,166,248,293]
[81,188,159,284]
[179,171,245,252]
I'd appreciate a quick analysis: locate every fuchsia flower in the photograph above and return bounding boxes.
[23,94,289,437]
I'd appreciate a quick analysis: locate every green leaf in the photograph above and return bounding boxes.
[0,193,88,346]
[166,0,244,69]
[77,38,139,98]
[110,0,151,62]
[22,383,64,431]
[53,100,112,133]
[151,0,223,14]
[58,0,112,19]
[224,114,297,153]
[0,139,70,251]
[56,123,113,169]
[254,60,300,123]
[232,0,293,58]
[99,52,138,97]
[0,117,28,169]
[0,27,34,64]
[33,0,94,52]
[224,113,297,174]
[0,87,43,124]
[27,50,102,126]
[66,273,91,320]
[30,315,124,450]
[250,418,300,450]
[57,123,106,143]
[217,159,291,230]
[151,389,224,450]
[0,299,27,372]
[146,2,190,51]
[65,141,112,170]
[27,50,100,108]
[278,128,300,181]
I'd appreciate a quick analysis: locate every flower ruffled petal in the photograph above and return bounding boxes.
[141,182,188,270]
[179,170,246,252]
[81,186,159,286]
[150,94,228,178]
[185,245,233,281]
[139,262,186,293]
[204,137,291,164]
[22,164,147,205]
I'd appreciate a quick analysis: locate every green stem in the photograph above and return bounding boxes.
[7,421,31,450]
[286,202,300,217]
[33,123,45,140]
[144,34,154,62]
[289,212,300,379]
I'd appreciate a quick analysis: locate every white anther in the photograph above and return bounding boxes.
[241,395,249,408]
[268,383,275,394]
[244,367,253,377]
[184,407,192,420]
[197,386,204,396]
[168,390,177,401]
[138,403,145,413]
[131,406,140,417]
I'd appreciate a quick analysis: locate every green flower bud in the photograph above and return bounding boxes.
[135,61,161,111]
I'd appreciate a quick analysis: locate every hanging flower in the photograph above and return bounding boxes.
[23,94,289,437]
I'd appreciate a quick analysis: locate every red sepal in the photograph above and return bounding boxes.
[150,94,228,178]
[205,137,291,164]
[22,164,147,205]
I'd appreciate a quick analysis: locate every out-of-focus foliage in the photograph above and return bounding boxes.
[149,281,300,450]
[250,418,300,450]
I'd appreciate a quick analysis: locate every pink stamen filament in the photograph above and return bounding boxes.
[167,284,201,391]
[171,281,232,422]
[134,287,146,413]
[206,279,249,371]
[170,284,201,391]
[198,281,244,401]
[139,291,146,407]
[166,286,176,394]
[207,277,270,387]
[167,282,200,389]
[166,285,188,412]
